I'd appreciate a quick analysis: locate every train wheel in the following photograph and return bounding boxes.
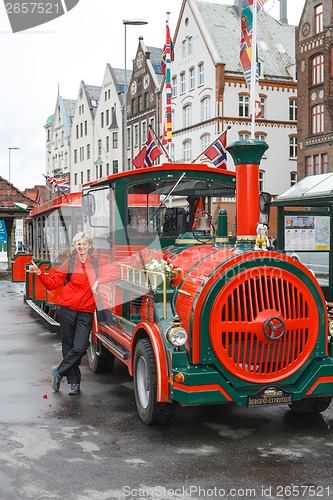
[289,396,332,414]
[134,338,175,425]
[88,336,115,373]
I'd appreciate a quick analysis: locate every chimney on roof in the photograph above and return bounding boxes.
[234,0,241,17]
[279,0,288,24]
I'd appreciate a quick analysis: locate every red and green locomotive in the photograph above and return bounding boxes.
[82,140,333,424]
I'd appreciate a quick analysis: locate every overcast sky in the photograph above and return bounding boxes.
[0,0,305,192]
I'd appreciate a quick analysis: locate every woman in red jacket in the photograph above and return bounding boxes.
[29,231,120,395]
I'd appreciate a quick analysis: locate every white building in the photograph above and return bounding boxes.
[45,95,76,183]
[165,0,297,195]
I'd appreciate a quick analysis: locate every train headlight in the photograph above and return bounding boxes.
[166,315,187,347]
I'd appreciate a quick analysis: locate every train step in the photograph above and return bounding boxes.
[26,300,60,326]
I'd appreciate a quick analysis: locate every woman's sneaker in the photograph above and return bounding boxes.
[51,366,62,392]
[68,384,80,395]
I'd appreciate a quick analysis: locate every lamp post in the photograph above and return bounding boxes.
[8,147,20,183]
[123,18,148,171]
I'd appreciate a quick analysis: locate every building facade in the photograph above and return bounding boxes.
[296,0,333,180]
[165,0,298,196]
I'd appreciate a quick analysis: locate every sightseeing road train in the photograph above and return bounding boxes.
[13,140,333,424]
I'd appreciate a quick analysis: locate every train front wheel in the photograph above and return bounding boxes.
[133,338,175,425]
[289,396,332,414]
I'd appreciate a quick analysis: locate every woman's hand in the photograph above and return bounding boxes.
[28,261,41,276]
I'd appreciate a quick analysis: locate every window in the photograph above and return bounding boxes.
[201,97,211,121]
[198,63,204,86]
[113,160,119,174]
[183,104,192,127]
[112,132,118,149]
[189,68,195,90]
[259,96,266,119]
[182,40,186,58]
[80,171,84,184]
[106,136,109,153]
[142,122,147,143]
[85,121,87,135]
[87,169,90,182]
[101,112,104,128]
[290,171,297,186]
[106,109,109,126]
[76,125,79,139]
[314,154,320,175]
[138,95,142,112]
[87,144,90,160]
[131,99,135,114]
[134,125,139,147]
[314,4,323,34]
[312,104,324,134]
[305,154,328,175]
[106,163,109,176]
[183,139,192,161]
[239,95,250,117]
[200,134,210,151]
[188,36,193,55]
[289,136,297,159]
[239,132,250,141]
[289,99,297,121]
[80,123,83,137]
[74,149,78,164]
[144,92,148,109]
[305,156,313,176]
[172,76,177,97]
[74,173,77,185]
[259,170,264,192]
[180,72,186,94]
[98,139,102,155]
[99,165,103,178]
[79,146,84,162]
[311,54,324,85]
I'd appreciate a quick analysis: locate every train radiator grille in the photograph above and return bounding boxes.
[209,268,318,383]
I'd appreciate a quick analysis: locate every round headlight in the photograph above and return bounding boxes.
[166,326,187,347]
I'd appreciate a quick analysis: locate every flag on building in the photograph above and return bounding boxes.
[36,187,44,205]
[240,0,268,119]
[132,131,162,169]
[203,129,228,169]
[43,174,70,191]
[163,18,173,143]
[161,23,174,77]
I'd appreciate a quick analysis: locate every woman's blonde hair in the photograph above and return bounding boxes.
[72,232,94,253]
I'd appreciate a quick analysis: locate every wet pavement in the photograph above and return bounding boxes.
[1,277,333,500]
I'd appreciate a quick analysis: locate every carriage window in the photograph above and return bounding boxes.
[83,187,112,248]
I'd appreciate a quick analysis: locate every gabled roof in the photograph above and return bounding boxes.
[177,0,295,81]
[0,177,36,209]
[112,67,132,97]
[146,45,163,81]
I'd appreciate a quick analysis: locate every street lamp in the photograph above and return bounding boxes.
[8,147,20,183]
[123,18,148,171]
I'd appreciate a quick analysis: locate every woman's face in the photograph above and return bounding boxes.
[74,238,91,260]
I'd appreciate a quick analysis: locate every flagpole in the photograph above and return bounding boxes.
[192,125,231,163]
[250,0,258,138]
[149,125,172,162]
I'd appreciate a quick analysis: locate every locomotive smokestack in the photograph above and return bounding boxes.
[226,139,269,250]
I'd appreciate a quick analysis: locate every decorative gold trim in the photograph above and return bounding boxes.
[215,237,229,243]
[178,290,192,297]
[175,239,203,244]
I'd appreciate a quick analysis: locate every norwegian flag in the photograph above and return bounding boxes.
[203,130,228,169]
[132,131,162,169]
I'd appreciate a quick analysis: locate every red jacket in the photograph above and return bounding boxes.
[38,254,120,313]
